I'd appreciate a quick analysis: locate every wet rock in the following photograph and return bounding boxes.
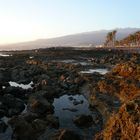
[0,120,8,133]
[28,65,45,76]
[46,114,59,129]
[33,75,52,91]
[0,72,5,83]
[0,109,6,118]
[11,65,44,82]
[18,79,32,85]
[35,89,57,99]
[22,112,39,123]
[3,86,26,99]
[68,96,74,101]
[27,94,54,115]
[0,69,10,82]
[89,95,113,123]
[8,108,22,117]
[74,77,85,85]
[0,102,8,111]
[73,100,84,105]
[26,60,41,65]
[8,117,37,140]
[3,82,10,87]
[32,119,47,132]
[11,68,26,82]
[62,108,78,112]
[73,115,93,127]
[35,90,48,97]
[3,94,25,117]
[79,83,91,98]
[34,74,50,83]
[52,129,81,140]
[92,72,103,80]
[3,94,23,107]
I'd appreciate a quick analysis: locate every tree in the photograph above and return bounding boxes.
[104,30,117,47]
[112,30,117,47]
[117,31,140,47]
[135,31,140,46]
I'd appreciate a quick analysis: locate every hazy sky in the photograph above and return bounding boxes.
[0,0,140,44]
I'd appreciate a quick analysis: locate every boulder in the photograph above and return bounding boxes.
[3,86,26,99]
[35,89,56,99]
[0,109,6,118]
[8,117,37,140]
[22,112,39,123]
[27,94,54,115]
[3,94,25,117]
[46,114,59,129]
[32,119,47,132]
[0,120,7,133]
[52,129,81,140]
[73,115,93,127]
[73,100,84,105]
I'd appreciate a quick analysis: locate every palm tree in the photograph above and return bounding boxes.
[135,31,140,46]
[129,34,135,46]
[104,32,110,47]
[112,30,117,47]
[105,32,113,47]
[109,32,113,46]
[117,31,140,47]
[104,30,117,47]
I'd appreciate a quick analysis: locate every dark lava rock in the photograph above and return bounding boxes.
[11,65,45,82]
[11,68,26,82]
[3,94,25,117]
[52,129,81,140]
[0,120,8,133]
[73,100,84,105]
[68,96,74,101]
[33,74,50,84]
[35,89,56,99]
[73,115,93,127]
[8,117,37,140]
[27,94,54,115]
[22,112,39,123]
[46,114,59,129]
[0,109,6,118]
[3,86,27,99]
[32,119,47,132]
[0,69,10,82]
[0,82,10,91]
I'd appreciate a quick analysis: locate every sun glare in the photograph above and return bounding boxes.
[0,16,42,44]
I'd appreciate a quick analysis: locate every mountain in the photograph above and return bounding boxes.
[1,28,140,50]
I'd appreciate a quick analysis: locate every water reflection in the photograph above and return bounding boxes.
[80,69,108,75]
[0,53,12,57]
[52,94,101,139]
[9,81,33,89]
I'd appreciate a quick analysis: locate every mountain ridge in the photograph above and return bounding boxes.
[0,28,140,50]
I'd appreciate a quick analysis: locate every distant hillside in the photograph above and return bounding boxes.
[1,28,140,50]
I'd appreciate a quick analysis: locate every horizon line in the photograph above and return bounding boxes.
[0,27,139,46]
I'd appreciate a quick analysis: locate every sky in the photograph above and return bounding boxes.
[0,0,140,44]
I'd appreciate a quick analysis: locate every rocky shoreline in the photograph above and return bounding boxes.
[0,48,139,140]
